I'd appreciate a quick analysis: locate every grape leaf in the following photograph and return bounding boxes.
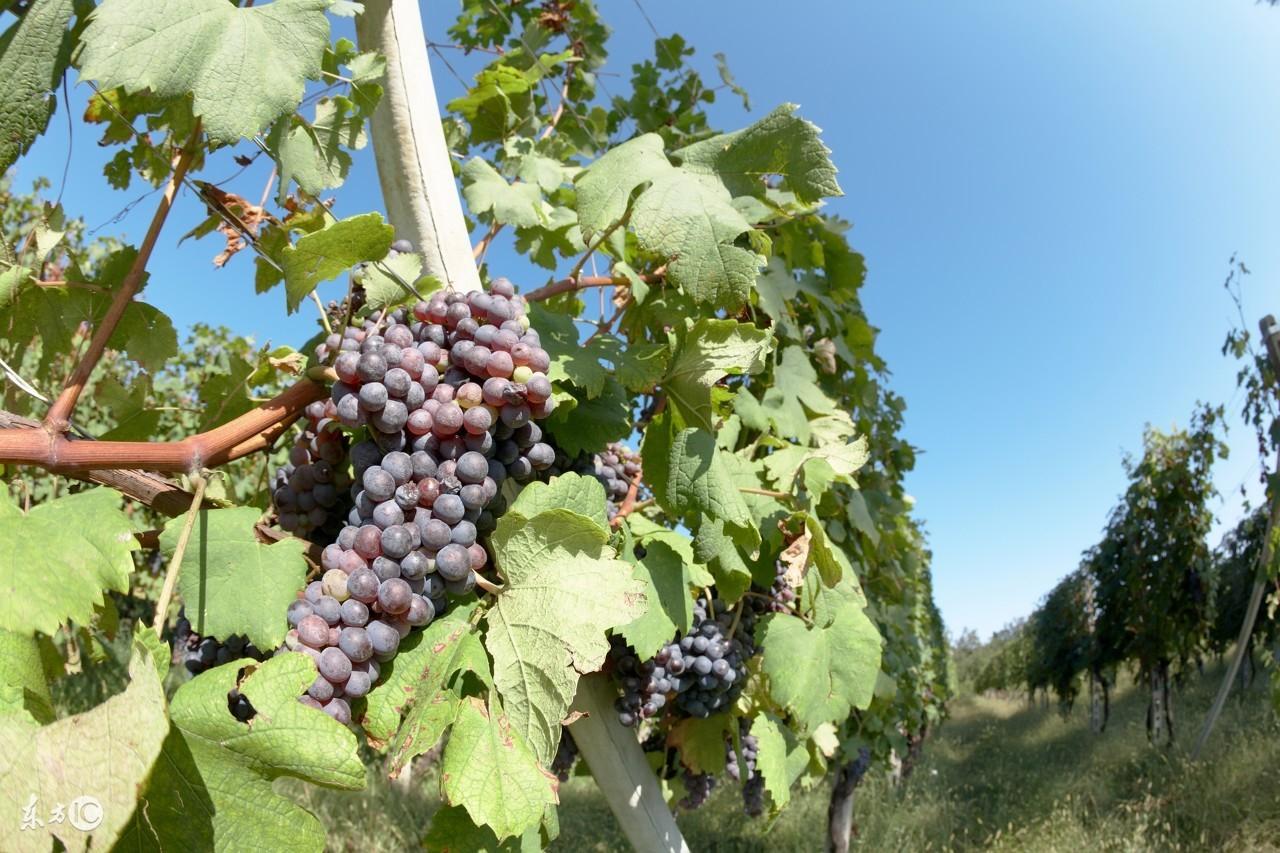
[507,472,609,530]
[29,487,137,592]
[0,491,133,636]
[760,346,840,442]
[763,413,868,493]
[119,654,364,852]
[757,600,881,731]
[462,158,545,228]
[424,805,526,852]
[800,511,852,587]
[574,132,672,241]
[78,0,331,143]
[0,630,54,725]
[163,507,307,650]
[527,303,612,397]
[666,428,754,533]
[0,0,75,174]
[0,638,167,853]
[541,379,632,456]
[358,251,441,312]
[667,714,729,775]
[441,697,558,841]
[630,170,762,308]
[675,103,841,203]
[364,614,492,779]
[663,319,773,431]
[752,713,800,815]
[280,212,394,313]
[447,64,534,144]
[754,257,801,336]
[614,341,670,393]
[485,509,645,767]
[620,538,695,658]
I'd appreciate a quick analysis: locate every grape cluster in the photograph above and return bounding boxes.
[272,401,350,537]
[767,560,797,613]
[173,611,265,675]
[550,728,579,783]
[678,767,717,810]
[609,595,760,726]
[726,720,764,817]
[284,279,559,723]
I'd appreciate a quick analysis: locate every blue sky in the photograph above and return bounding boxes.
[14,1,1280,639]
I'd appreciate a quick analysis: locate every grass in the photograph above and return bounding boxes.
[294,660,1280,851]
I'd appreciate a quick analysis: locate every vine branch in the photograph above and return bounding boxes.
[45,122,203,431]
[0,376,325,474]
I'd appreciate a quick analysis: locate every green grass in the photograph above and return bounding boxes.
[295,661,1280,851]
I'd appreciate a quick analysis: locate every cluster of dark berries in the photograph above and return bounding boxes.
[278,279,560,723]
[610,595,761,727]
[174,611,265,675]
[272,401,350,537]
[726,720,764,817]
[679,767,717,810]
[551,729,579,783]
[767,560,798,613]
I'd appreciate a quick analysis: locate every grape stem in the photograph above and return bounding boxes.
[739,487,791,500]
[0,377,326,473]
[44,122,204,432]
[523,265,664,303]
[473,574,504,596]
[152,475,207,633]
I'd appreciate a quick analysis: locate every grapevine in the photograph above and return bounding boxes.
[0,2,954,851]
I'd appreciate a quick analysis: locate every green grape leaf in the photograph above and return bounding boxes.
[441,697,558,841]
[758,601,881,731]
[462,158,545,228]
[485,509,646,767]
[0,492,134,636]
[507,472,609,530]
[759,346,840,442]
[753,713,801,814]
[675,103,841,203]
[120,654,364,852]
[691,515,754,602]
[620,539,695,658]
[425,805,525,852]
[447,64,534,144]
[78,0,331,143]
[0,0,75,174]
[528,303,611,397]
[575,132,673,241]
[163,507,307,650]
[631,170,762,308]
[668,714,730,775]
[663,319,773,431]
[844,489,880,546]
[0,638,167,853]
[666,428,754,532]
[0,630,54,725]
[755,258,801,336]
[363,614,491,777]
[280,212,394,313]
[614,341,670,394]
[359,251,441,312]
[29,488,136,592]
[542,379,632,456]
[763,413,868,493]
[271,94,372,201]
[97,375,162,441]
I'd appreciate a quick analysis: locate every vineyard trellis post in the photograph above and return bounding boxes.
[354,2,687,847]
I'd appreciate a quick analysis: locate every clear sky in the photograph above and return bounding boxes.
[14,1,1280,640]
